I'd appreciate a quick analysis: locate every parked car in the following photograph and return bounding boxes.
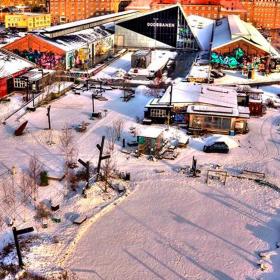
[203,141,229,153]
[211,69,225,78]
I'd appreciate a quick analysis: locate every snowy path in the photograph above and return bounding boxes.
[1,84,280,279]
[66,173,280,280]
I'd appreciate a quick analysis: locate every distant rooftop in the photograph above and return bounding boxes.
[0,49,34,78]
[37,26,112,52]
[212,15,280,57]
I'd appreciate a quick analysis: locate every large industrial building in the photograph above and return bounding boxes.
[115,5,279,58]
[1,11,139,70]
[115,5,212,51]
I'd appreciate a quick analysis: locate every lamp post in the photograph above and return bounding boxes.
[91,93,95,118]
[38,68,44,78]
[21,76,29,102]
[31,81,36,110]
[153,17,159,49]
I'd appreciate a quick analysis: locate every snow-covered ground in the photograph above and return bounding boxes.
[63,108,280,280]
[1,68,280,279]
[214,70,280,85]
[261,85,280,106]
[94,52,133,79]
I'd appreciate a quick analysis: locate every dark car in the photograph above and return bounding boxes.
[210,69,225,78]
[203,141,229,153]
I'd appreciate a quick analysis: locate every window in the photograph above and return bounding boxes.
[150,109,167,117]
[14,78,27,88]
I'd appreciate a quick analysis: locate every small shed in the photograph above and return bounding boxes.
[131,50,152,69]
[137,127,164,155]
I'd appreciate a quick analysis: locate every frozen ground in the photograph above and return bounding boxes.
[0,57,280,279]
[214,70,280,85]
[94,52,133,79]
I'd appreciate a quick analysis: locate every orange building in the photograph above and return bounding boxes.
[49,0,122,24]
[0,0,46,7]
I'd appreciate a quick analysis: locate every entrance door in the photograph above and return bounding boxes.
[7,77,14,94]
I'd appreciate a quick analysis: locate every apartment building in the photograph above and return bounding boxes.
[130,0,280,29]
[49,0,121,24]
[0,0,46,6]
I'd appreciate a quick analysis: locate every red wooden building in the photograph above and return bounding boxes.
[0,49,35,98]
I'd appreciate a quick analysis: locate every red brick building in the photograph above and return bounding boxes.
[49,0,121,24]
[128,0,280,29]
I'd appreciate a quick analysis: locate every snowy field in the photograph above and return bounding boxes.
[0,58,280,279]
[64,109,280,280]
[94,52,133,79]
[214,70,280,85]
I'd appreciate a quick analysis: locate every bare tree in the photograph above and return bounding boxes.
[59,124,77,167]
[1,177,16,220]
[19,172,33,222]
[35,201,51,222]
[28,154,42,201]
[106,127,117,152]
[113,119,124,141]
[19,172,32,204]
[101,152,115,193]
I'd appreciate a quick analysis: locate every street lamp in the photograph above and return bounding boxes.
[20,76,29,102]
[31,81,36,110]
[153,17,159,49]
[38,68,44,78]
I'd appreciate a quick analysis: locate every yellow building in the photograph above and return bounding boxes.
[5,13,51,31]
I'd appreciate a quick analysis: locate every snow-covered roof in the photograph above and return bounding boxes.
[187,104,249,118]
[212,15,280,57]
[129,50,177,76]
[157,82,238,108]
[37,26,112,52]
[187,64,210,79]
[0,49,35,78]
[138,127,164,138]
[41,10,138,33]
[187,15,214,51]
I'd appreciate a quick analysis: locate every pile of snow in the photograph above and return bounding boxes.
[260,85,280,107]
[163,127,190,146]
[115,69,127,78]
[204,134,239,149]
[135,85,150,95]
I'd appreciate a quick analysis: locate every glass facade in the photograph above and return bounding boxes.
[118,6,199,50]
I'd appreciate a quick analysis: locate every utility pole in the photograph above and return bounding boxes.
[78,159,90,189]
[21,77,29,102]
[46,105,51,130]
[91,94,95,118]
[96,136,110,179]
[168,83,173,128]
[12,226,34,267]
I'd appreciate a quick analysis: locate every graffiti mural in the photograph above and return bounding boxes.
[67,47,91,70]
[211,48,245,68]
[95,37,114,56]
[12,49,65,69]
[211,47,274,73]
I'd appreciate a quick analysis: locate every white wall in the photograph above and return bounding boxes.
[115,25,173,49]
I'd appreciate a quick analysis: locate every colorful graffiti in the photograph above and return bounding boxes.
[12,49,64,69]
[67,47,91,70]
[211,48,245,68]
[211,47,276,74]
[95,37,113,56]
